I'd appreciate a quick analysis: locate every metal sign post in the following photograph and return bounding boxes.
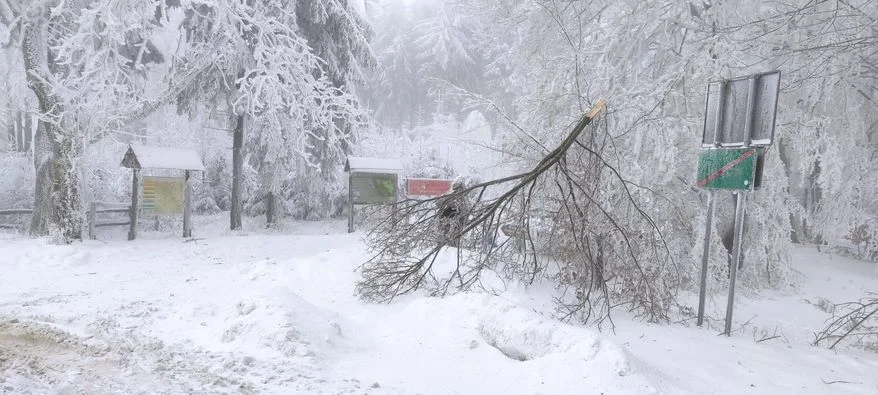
[696,190,715,327]
[722,74,759,335]
[695,71,780,334]
[725,191,747,335]
[697,78,726,327]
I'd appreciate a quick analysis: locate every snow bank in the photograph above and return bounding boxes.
[331,292,665,394]
[2,225,878,394]
[215,287,348,359]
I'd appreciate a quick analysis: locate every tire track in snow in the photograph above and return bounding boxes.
[0,316,325,394]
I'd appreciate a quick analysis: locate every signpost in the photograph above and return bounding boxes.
[695,71,780,335]
[345,157,403,233]
[121,145,205,240]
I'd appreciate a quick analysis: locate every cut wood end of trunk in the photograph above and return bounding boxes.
[588,98,607,120]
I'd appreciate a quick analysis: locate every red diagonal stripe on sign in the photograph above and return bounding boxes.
[697,149,756,188]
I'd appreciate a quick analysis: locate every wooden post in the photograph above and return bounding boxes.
[348,174,354,233]
[128,168,140,240]
[390,174,398,226]
[230,114,244,231]
[88,202,96,240]
[183,170,192,238]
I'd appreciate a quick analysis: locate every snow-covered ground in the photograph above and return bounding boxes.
[1,217,877,394]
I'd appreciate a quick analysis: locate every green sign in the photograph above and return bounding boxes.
[696,148,757,190]
[351,172,398,204]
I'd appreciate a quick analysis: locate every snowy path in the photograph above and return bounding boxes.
[1,227,877,394]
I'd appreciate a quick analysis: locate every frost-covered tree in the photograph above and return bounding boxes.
[358,0,878,323]
[0,44,34,155]
[176,0,373,225]
[412,1,480,91]
[673,0,878,258]
[751,0,878,254]
[465,0,767,300]
[363,0,483,129]
[294,0,375,220]
[385,0,877,322]
[1,0,206,242]
[361,1,423,129]
[296,0,374,89]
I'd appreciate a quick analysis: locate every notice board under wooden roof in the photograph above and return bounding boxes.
[121,145,205,171]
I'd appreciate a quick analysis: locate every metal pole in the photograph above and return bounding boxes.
[696,190,716,326]
[737,75,757,268]
[724,75,758,335]
[697,79,727,326]
[724,191,747,335]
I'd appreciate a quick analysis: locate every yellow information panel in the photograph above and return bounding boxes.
[143,176,184,215]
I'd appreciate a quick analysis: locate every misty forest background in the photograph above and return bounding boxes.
[1,0,877,322]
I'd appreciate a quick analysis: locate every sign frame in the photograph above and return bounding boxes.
[344,156,404,233]
[695,71,781,336]
[701,70,781,148]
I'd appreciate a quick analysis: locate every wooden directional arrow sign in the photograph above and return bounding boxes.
[696,148,757,190]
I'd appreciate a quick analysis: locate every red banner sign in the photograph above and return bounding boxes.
[406,178,453,197]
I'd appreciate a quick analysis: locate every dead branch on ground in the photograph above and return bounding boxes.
[814,292,878,351]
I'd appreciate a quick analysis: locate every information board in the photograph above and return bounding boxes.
[143,176,185,215]
[351,172,398,205]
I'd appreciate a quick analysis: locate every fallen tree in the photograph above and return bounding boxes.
[357,100,680,326]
